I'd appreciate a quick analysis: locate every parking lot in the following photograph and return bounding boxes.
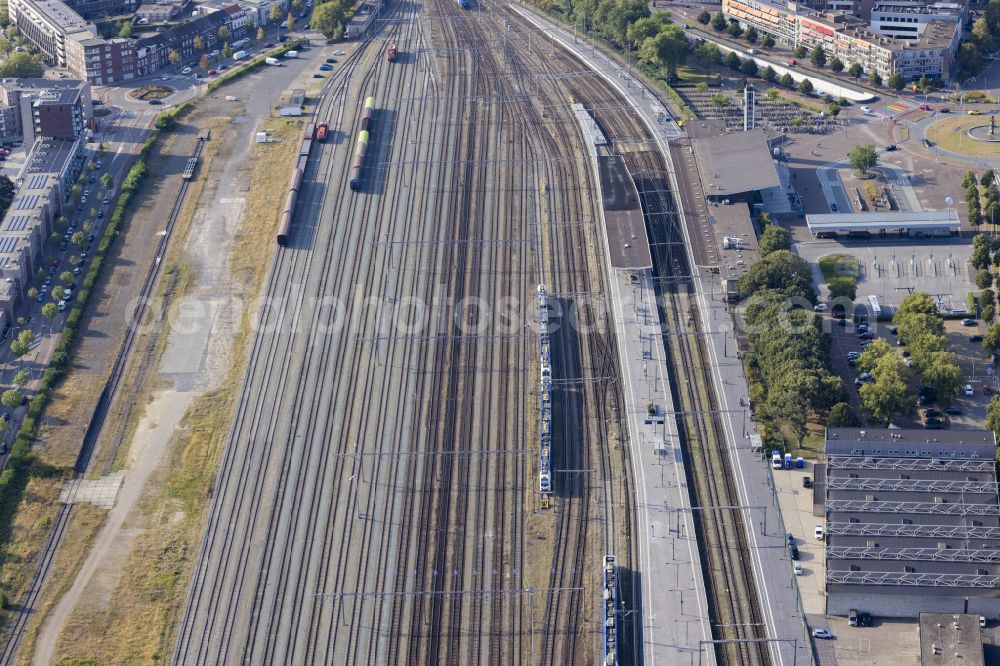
[798,237,975,312]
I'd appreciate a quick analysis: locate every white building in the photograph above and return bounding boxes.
[869,0,963,40]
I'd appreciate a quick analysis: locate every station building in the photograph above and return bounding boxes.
[805,210,961,238]
[819,428,1000,619]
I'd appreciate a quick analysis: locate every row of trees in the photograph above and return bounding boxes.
[964,169,999,229]
[857,293,964,423]
[737,229,852,444]
[310,0,356,40]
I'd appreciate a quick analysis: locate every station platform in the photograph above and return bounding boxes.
[523,7,816,666]
[574,105,715,666]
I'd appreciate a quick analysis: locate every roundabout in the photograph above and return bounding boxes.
[127,84,174,101]
[924,114,1000,158]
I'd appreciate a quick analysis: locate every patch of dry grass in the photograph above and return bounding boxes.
[925,116,1000,158]
[45,113,301,665]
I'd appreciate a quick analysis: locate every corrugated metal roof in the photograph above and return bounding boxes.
[806,210,961,232]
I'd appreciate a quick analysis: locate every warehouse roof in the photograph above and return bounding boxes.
[824,429,1000,595]
[691,130,779,198]
[806,210,961,233]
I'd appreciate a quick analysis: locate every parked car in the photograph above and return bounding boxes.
[803,476,812,488]
[264,41,274,47]
[970,335,983,342]
[858,332,875,340]
[790,545,800,560]
[923,408,942,418]
[815,525,824,540]
[793,562,803,575]
[966,384,975,396]
[831,203,839,212]
[945,407,963,415]
[148,99,162,105]
[326,57,337,63]
[962,318,977,326]
[940,107,951,113]
[925,417,944,426]
[812,629,833,639]
[313,73,324,78]
[884,144,896,151]
[787,532,795,545]
[926,422,945,429]
[814,303,828,312]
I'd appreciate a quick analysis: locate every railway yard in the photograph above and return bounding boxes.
[0,0,811,663]
[170,0,789,664]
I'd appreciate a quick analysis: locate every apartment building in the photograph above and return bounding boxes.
[13,0,251,85]
[0,79,92,146]
[869,1,963,40]
[722,0,962,80]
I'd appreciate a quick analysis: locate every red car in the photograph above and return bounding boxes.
[787,59,796,66]
[918,104,930,111]
[208,69,217,75]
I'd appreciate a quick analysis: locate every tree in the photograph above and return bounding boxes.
[887,72,905,91]
[0,52,44,78]
[964,170,980,189]
[780,72,794,87]
[827,402,860,427]
[763,35,775,48]
[10,329,33,359]
[269,3,282,22]
[724,51,741,70]
[293,0,304,9]
[737,250,815,302]
[957,42,983,79]
[27,287,38,300]
[848,144,878,176]
[711,11,727,31]
[758,225,790,256]
[826,101,841,117]
[810,44,826,68]
[194,35,205,51]
[869,70,882,86]
[973,242,992,270]
[921,351,964,402]
[168,49,180,65]
[798,78,814,95]
[857,339,893,374]
[257,26,266,42]
[745,26,758,43]
[71,231,86,248]
[118,20,132,38]
[793,45,806,59]
[827,277,856,301]
[12,370,28,388]
[694,42,721,70]
[35,268,46,283]
[983,322,1000,354]
[860,354,913,424]
[848,63,863,79]
[286,12,295,31]
[59,270,73,284]
[626,18,657,48]
[977,270,994,290]
[741,59,758,77]
[100,173,113,190]
[896,292,940,317]
[200,54,210,71]
[727,22,743,37]
[0,174,15,213]
[218,26,230,41]
[987,395,1000,438]
[829,56,844,73]
[41,302,56,319]
[697,10,711,24]
[762,65,776,82]
[83,221,94,234]
[640,26,688,78]
[222,42,233,59]
[0,389,21,410]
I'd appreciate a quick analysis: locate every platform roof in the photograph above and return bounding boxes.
[691,130,780,198]
[597,153,651,270]
[806,210,961,233]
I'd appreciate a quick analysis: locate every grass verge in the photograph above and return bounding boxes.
[925,116,1000,158]
[818,253,859,282]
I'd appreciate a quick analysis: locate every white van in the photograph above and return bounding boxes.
[57,300,66,312]
[265,57,281,66]
[284,50,299,59]
[233,50,248,61]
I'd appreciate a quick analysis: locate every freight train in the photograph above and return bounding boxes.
[276,122,317,246]
[387,40,398,62]
[351,96,376,191]
[538,284,552,496]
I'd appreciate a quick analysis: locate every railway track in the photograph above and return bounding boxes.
[499,8,771,665]
[174,0,630,663]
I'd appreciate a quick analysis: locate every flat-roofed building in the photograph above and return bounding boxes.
[823,428,1000,619]
[0,78,92,146]
[806,210,960,238]
[870,1,963,41]
[919,613,985,666]
[691,129,780,202]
